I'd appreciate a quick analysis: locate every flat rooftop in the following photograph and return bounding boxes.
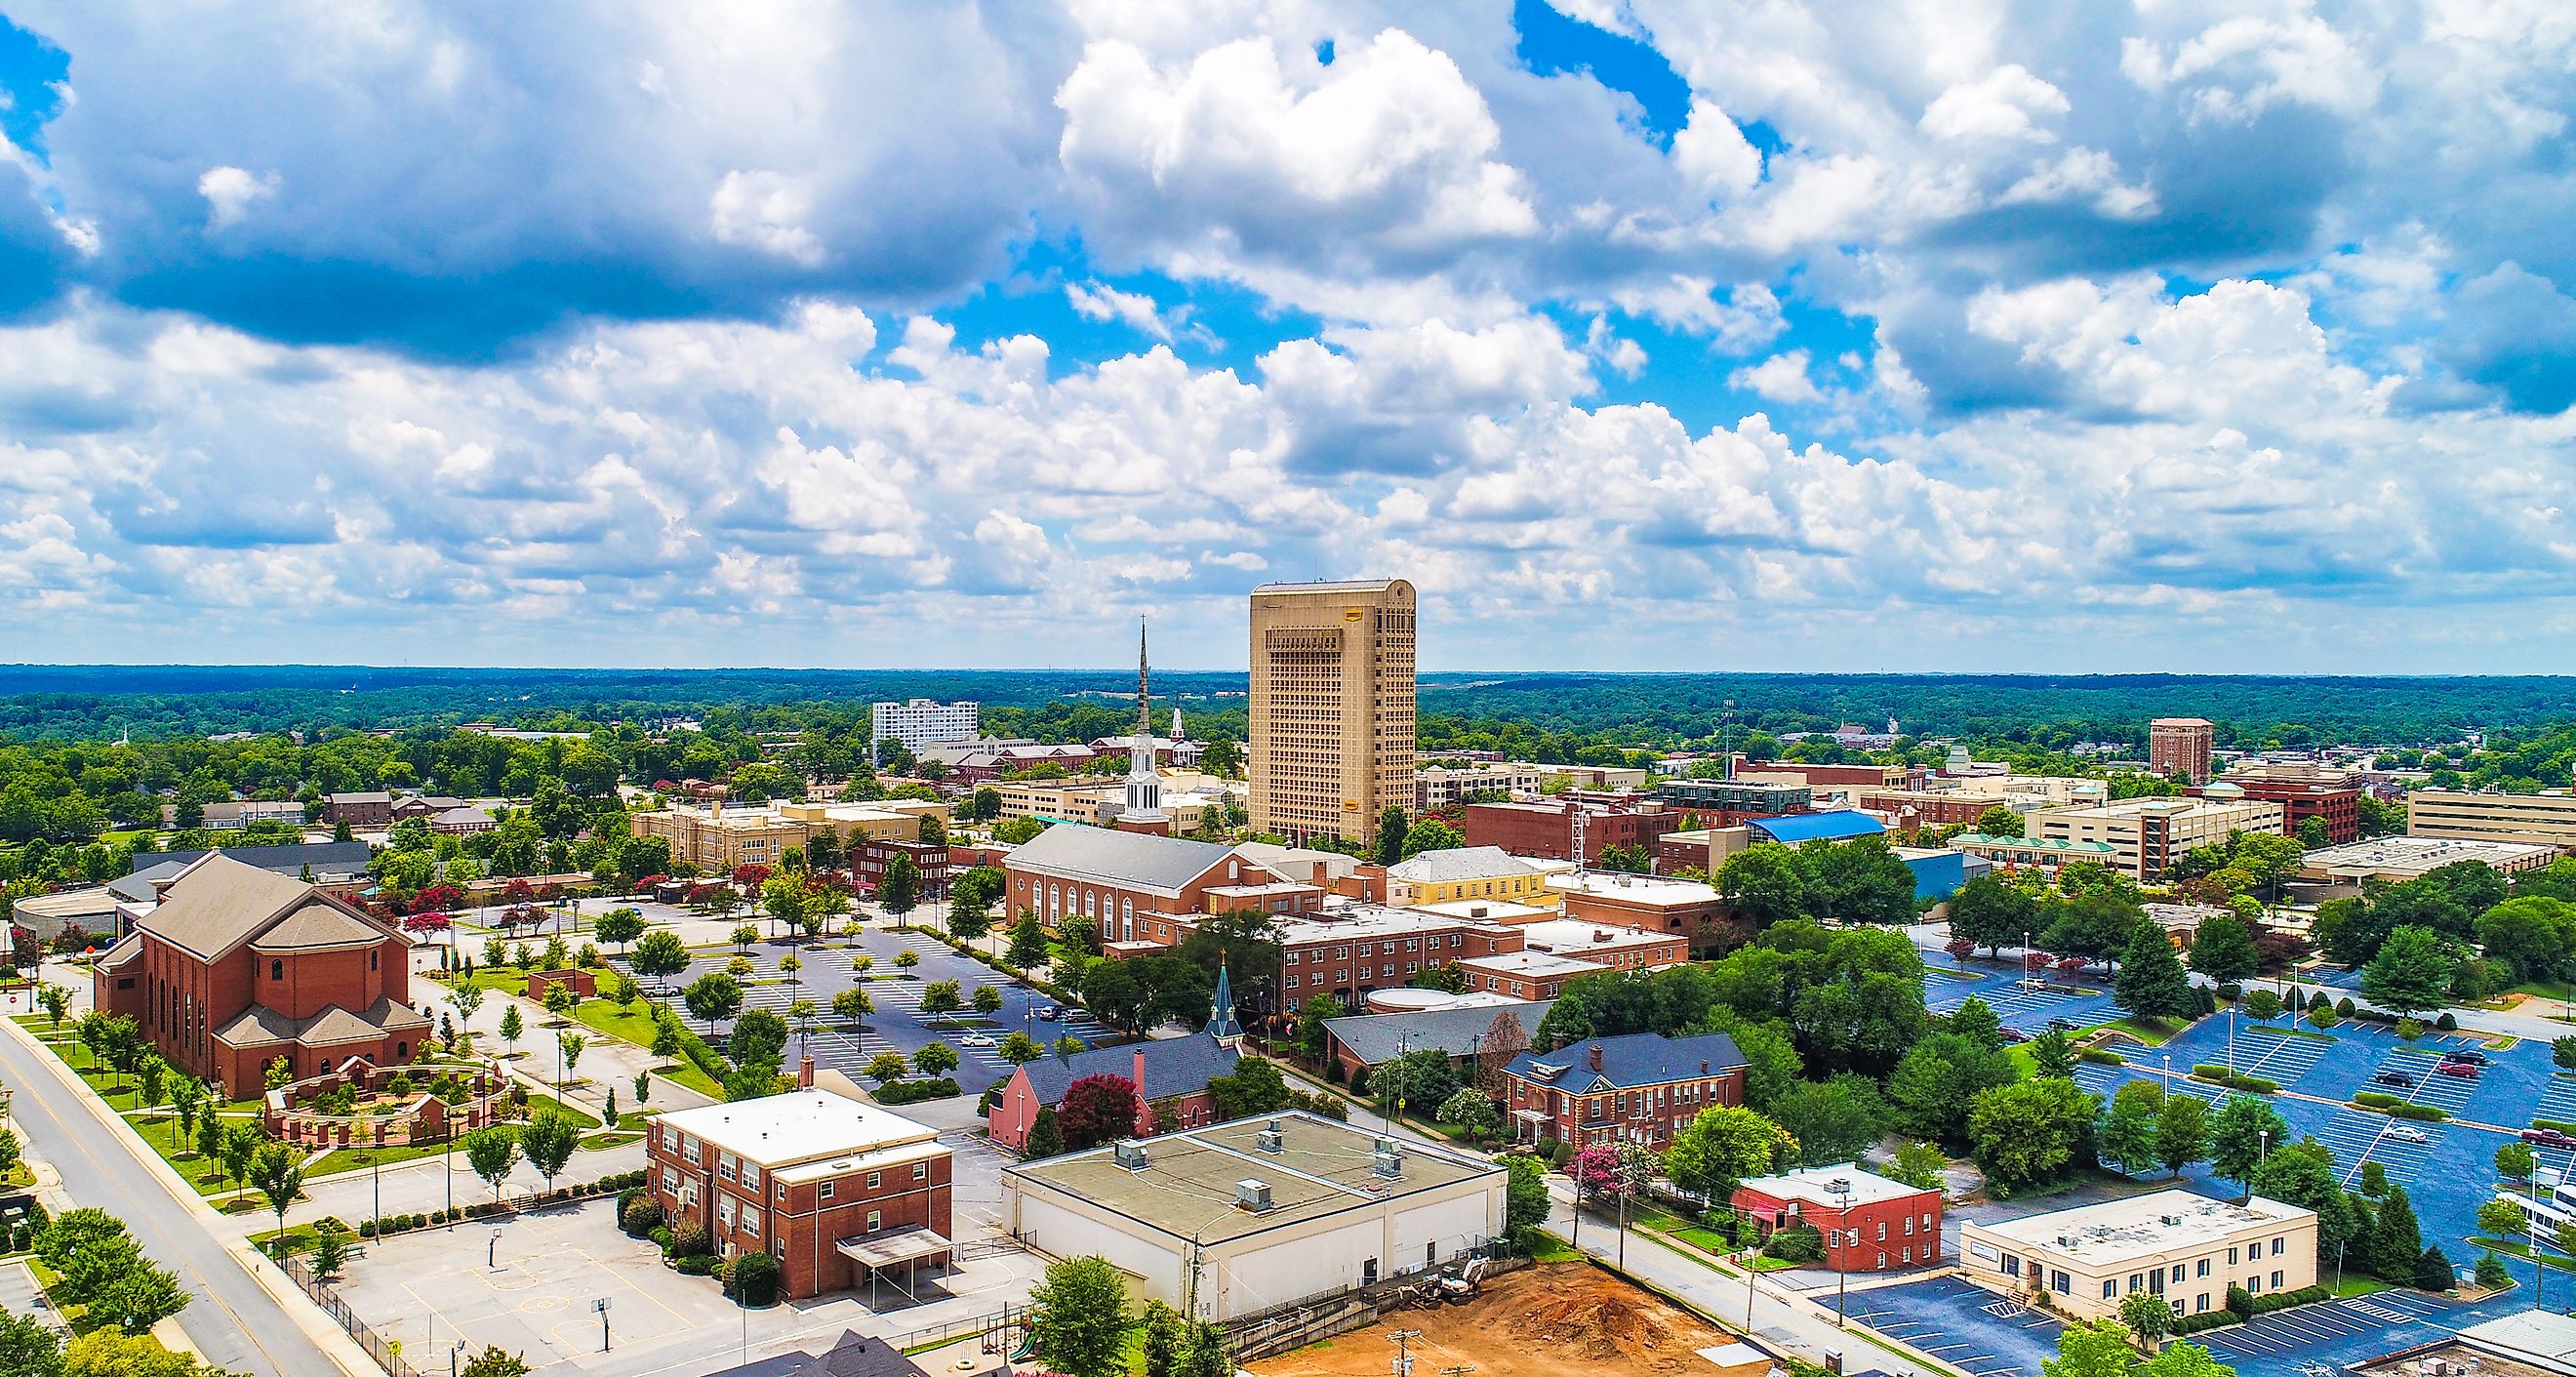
[1968,1190,2312,1266]
[1513,918,1675,954]
[1274,904,1482,944]
[1406,899,1553,922]
[1737,1163,1932,1209]
[655,1091,941,1171]
[1545,871,1720,904]
[2303,835,2556,873]
[1005,1112,1500,1245]
[1459,950,1603,978]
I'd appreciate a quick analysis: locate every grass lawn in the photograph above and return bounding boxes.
[307,1136,463,1178]
[2329,1274,2393,1297]
[2095,1017,2184,1045]
[566,999,726,1099]
[1524,1231,1583,1263]
[20,1029,261,1198]
[2472,1237,2576,1273]
[579,1130,644,1151]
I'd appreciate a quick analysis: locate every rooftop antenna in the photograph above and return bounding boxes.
[1718,700,1738,780]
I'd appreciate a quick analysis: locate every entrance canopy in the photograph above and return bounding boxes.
[834,1227,952,1273]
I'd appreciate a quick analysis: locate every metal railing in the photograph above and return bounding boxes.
[282,1255,421,1377]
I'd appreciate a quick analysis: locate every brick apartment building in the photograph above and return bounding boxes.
[1462,799,1679,864]
[2150,718,2217,784]
[320,791,393,829]
[92,856,428,1097]
[1654,779,1816,830]
[648,1086,953,1300]
[1551,871,1740,955]
[854,838,951,898]
[1501,1031,1748,1149]
[1731,1164,1944,1273]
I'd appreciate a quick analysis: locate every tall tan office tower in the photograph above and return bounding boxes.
[1249,579,1417,843]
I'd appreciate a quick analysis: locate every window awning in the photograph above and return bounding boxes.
[834,1227,953,1272]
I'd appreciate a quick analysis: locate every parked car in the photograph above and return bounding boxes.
[2437,1061,2480,1078]
[2371,1071,2414,1087]
[2386,1125,2431,1144]
[1034,1005,1060,1021]
[2443,1049,2492,1066]
[2046,1017,2077,1032]
[1997,1027,2032,1044]
[2522,1127,2576,1148]
[958,1033,997,1049]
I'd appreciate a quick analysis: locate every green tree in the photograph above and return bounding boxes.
[879,855,920,917]
[2475,896,2576,984]
[593,907,645,954]
[915,1042,961,1077]
[2498,1141,2538,1180]
[2362,925,2457,1018]
[2031,1029,2077,1078]
[2043,1318,2144,1377]
[630,929,693,996]
[1027,1256,1133,1377]
[1505,1154,1551,1240]
[2477,1196,2530,1238]
[1141,1301,1184,1377]
[498,1003,523,1053]
[463,1126,521,1206]
[1768,1073,1888,1166]
[1716,843,1808,930]
[683,971,745,1032]
[1663,1105,1792,1200]
[2113,925,2195,1021]
[2153,1093,2209,1178]
[1026,1106,1065,1159]
[1434,1088,1501,1141]
[1207,1058,1293,1120]
[1968,1077,2097,1194]
[518,1110,580,1192]
[1399,820,1464,859]
[249,1141,304,1258]
[2208,1096,2289,1195]
[2371,1185,2425,1281]
[0,1309,60,1377]
[1797,834,1920,925]
[2187,914,2259,985]
[2118,1290,2175,1350]
[1949,873,2040,954]
[1173,1321,1232,1377]
[2137,1343,2234,1377]
[864,1052,911,1084]
[1889,1141,1949,1191]
[459,1347,534,1377]
[832,988,873,1027]
[1888,1033,2017,1143]
[2099,1081,2164,1179]
[88,1261,189,1336]
[1007,911,1051,969]
[1374,806,1410,866]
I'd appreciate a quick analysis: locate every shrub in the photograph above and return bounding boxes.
[649,1225,674,1250]
[2338,996,2357,1017]
[671,1220,712,1258]
[2354,1091,2402,1109]
[2227,1284,2256,1316]
[358,1220,377,1238]
[2389,1103,2448,1121]
[2077,1048,2124,1065]
[725,1251,782,1306]
[2436,1012,2459,1031]
[1764,1224,1826,1264]
[675,1254,717,1276]
[2216,983,2242,1001]
[2397,1018,2425,1040]
[873,1077,961,1106]
[621,1196,664,1236]
[1549,1140,1574,1169]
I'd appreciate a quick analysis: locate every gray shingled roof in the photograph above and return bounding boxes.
[1386,845,1542,883]
[214,996,428,1049]
[1019,1033,1240,1105]
[1004,823,1243,894]
[1321,999,1550,1069]
[1502,1030,1747,1091]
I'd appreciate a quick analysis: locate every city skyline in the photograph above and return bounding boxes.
[0,5,2571,674]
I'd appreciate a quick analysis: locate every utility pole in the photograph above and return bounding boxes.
[1388,1331,1422,1377]
[1828,1178,1853,1327]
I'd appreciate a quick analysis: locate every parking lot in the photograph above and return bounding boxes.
[334,1195,1045,1377]
[1841,1275,2063,1377]
[615,925,1120,1098]
[1925,963,2122,1033]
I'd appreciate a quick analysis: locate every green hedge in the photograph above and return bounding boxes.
[2389,1103,2448,1121]
[2354,1091,2402,1109]
[2245,1284,2331,1314]
[873,1077,961,1105]
[2191,1067,2278,1093]
[2078,1048,2125,1065]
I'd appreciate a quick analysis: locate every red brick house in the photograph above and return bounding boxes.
[647,1085,952,1300]
[1501,1030,1747,1150]
[1730,1164,1943,1273]
[91,855,428,1097]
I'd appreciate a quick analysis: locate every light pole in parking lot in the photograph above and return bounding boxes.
[2161,1054,2171,1099]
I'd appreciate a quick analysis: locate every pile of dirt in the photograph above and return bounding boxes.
[1255,1263,1726,1377]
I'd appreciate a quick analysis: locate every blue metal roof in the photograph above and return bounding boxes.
[1745,810,1884,843]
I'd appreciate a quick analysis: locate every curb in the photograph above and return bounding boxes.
[0,1015,382,1377]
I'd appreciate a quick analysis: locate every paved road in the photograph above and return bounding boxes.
[0,1027,349,1377]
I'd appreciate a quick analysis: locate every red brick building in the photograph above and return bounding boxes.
[856,838,951,898]
[987,1034,1242,1154]
[2212,767,2362,845]
[647,1085,953,1300]
[1462,799,1679,864]
[321,791,392,829]
[91,856,428,1097]
[1501,1031,1748,1149]
[1002,825,1319,945]
[1730,1164,1943,1273]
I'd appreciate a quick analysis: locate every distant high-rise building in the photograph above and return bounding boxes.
[2149,717,2215,784]
[1248,579,1417,843]
[870,699,980,757]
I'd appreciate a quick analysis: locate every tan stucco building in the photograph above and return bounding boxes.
[2028,796,2285,879]
[632,798,946,872]
[1249,579,1417,845]
[1958,1191,2316,1322]
[2408,790,2576,850]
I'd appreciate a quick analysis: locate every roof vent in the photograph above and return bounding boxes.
[1236,1179,1273,1212]
[1113,1140,1150,1172]
[1373,1139,1403,1179]
[1258,1117,1284,1154]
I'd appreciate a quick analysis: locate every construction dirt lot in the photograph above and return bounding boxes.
[1254,1263,1732,1377]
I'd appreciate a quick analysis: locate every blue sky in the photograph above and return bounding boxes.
[0,1,2572,673]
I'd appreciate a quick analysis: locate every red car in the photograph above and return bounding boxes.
[2523,1128,2576,1148]
[2437,1061,2480,1078]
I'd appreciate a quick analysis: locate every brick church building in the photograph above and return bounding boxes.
[93,855,429,1096]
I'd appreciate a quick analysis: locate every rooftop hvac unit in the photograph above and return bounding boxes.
[1373,1140,1403,1179]
[1113,1140,1150,1171]
[1258,1117,1284,1154]
[1237,1179,1273,1212]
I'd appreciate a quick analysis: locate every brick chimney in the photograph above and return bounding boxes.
[799,1054,815,1089]
[1588,1043,1604,1072]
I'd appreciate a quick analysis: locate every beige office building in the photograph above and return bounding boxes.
[2408,790,2576,850]
[1959,1191,2315,1322]
[2029,795,2284,879]
[1249,579,1417,844]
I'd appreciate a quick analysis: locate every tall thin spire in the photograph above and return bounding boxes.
[1122,618,1167,829]
[1137,620,1153,743]
[1206,959,1242,1045]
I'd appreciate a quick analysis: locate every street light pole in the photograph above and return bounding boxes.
[1828,1178,1853,1328]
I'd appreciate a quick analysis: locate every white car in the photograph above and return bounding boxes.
[958,1034,998,1049]
[2386,1125,2431,1144]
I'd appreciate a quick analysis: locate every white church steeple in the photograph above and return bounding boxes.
[1121,620,1168,831]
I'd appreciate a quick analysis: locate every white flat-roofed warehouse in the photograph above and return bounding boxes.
[1000,1112,1506,1320]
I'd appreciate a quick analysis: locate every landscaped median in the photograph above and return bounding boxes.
[8,1011,266,1200]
